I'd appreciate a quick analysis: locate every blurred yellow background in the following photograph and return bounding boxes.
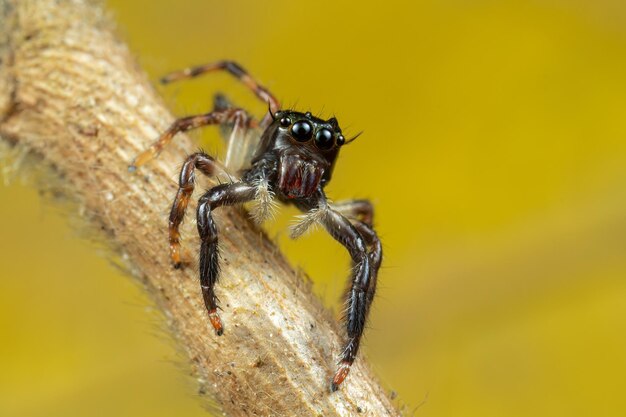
[2,0,626,416]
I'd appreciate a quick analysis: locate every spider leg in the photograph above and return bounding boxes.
[208,93,262,174]
[196,182,257,335]
[129,107,254,171]
[168,152,230,268]
[160,60,280,116]
[213,92,233,113]
[333,199,375,227]
[212,93,260,139]
[333,199,382,311]
[300,195,382,391]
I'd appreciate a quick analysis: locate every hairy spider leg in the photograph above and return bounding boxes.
[296,195,382,391]
[327,200,382,391]
[129,108,253,171]
[160,60,280,119]
[350,222,382,312]
[333,199,375,227]
[196,182,257,335]
[168,152,230,268]
[333,199,382,308]
[334,199,382,294]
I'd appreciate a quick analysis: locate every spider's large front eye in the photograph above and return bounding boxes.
[315,128,334,150]
[291,121,313,142]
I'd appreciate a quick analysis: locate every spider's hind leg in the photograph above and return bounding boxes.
[129,107,252,171]
[213,92,233,113]
[211,96,263,173]
[211,93,257,146]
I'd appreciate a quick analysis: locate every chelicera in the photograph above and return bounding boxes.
[129,61,382,391]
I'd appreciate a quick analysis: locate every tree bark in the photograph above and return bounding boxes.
[0,1,399,416]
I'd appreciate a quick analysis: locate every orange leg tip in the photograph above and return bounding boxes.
[170,252,181,269]
[131,150,156,170]
[208,310,224,336]
[170,244,183,269]
[330,362,352,392]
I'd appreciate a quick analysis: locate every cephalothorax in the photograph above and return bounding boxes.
[130,61,382,391]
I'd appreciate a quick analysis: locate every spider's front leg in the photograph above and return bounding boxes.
[196,182,257,335]
[170,155,270,334]
[160,60,281,118]
[298,194,382,391]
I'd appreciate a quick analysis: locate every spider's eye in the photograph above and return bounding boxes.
[280,117,291,127]
[336,134,345,146]
[291,121,313,142]
[315,129,334,150]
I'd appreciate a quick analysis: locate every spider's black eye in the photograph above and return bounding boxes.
[315,129,334,150]
[280,117,291,127]
[336,134,345,146]
[291,121,313,142]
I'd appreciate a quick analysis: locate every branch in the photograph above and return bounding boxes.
[0,1,400,415]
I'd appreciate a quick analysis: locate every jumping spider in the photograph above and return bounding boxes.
[129,61,382,391]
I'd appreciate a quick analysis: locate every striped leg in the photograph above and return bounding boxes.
[129,108,251,171]
[168,152,229,268]
[160,60,280,115]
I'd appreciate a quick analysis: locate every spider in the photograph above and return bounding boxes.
[129,61,382,392]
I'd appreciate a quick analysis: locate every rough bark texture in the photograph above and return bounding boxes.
[0,1,400,416]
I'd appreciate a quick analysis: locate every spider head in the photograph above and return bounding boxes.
[273,110,346,154]
[256,110,351,197]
